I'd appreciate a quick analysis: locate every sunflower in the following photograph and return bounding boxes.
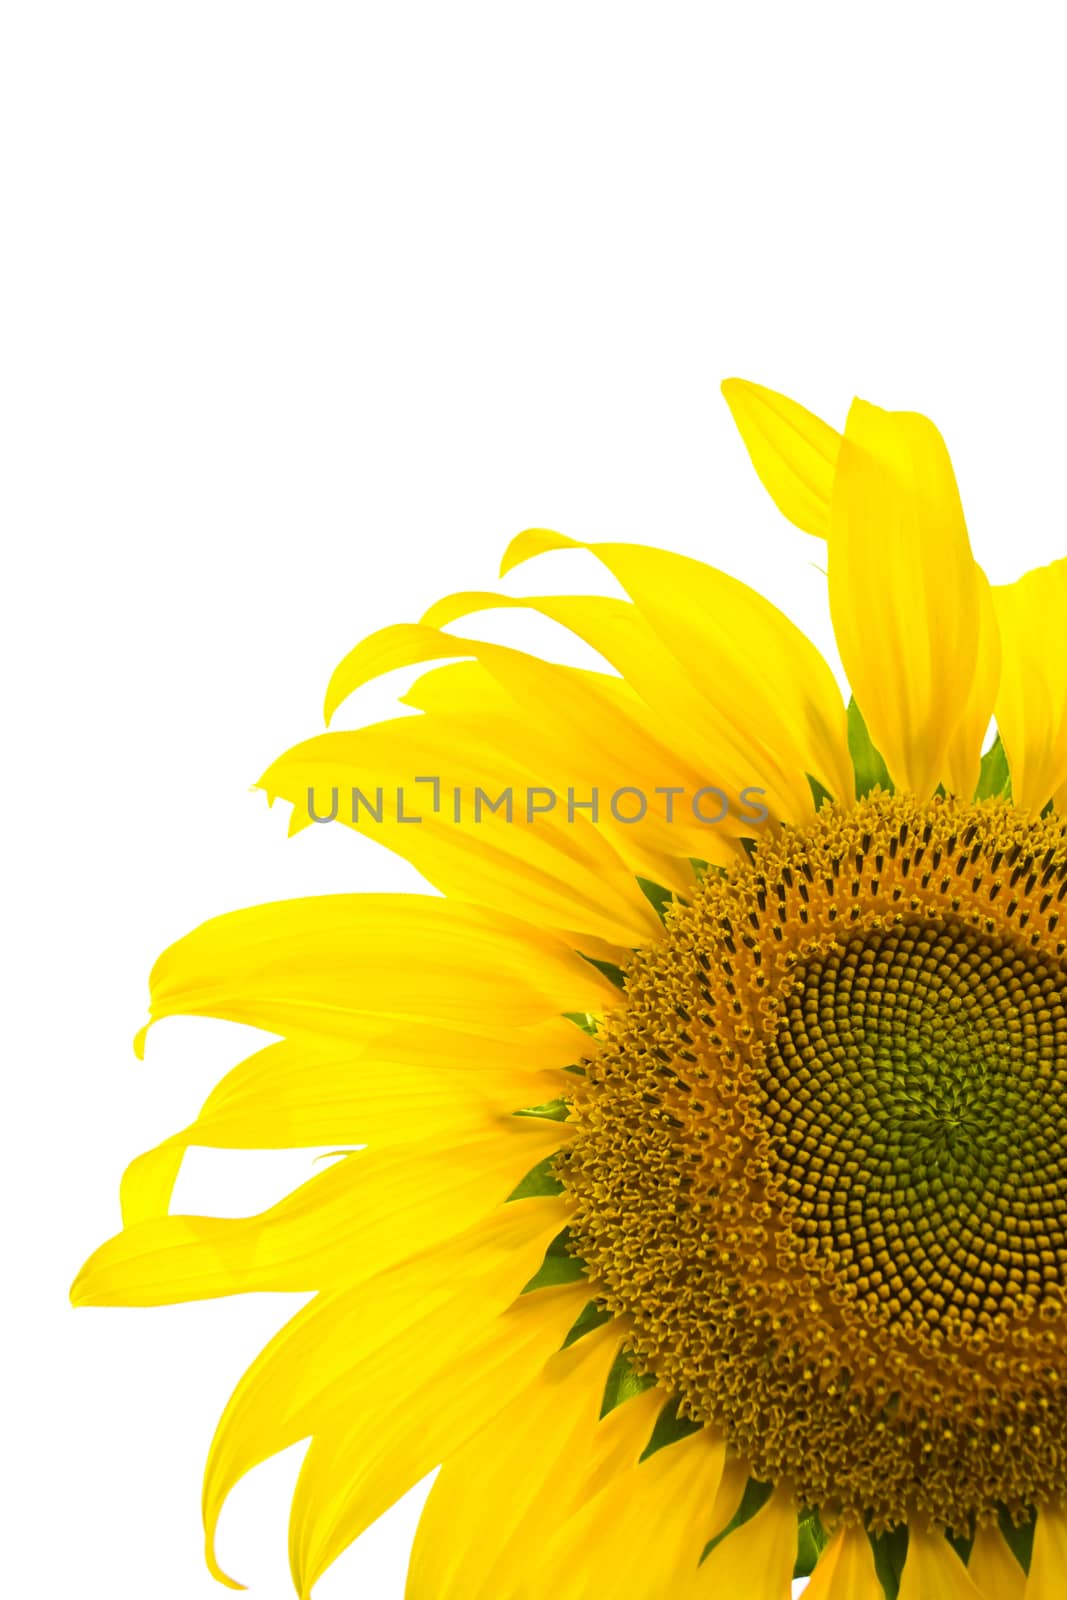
[72,379,1067,1599]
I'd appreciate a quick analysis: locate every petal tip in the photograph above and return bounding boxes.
[205,1549,246,1592]
[500,527,575,577]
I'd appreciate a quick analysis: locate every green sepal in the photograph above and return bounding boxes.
[946,1530,973,1564]
[868,1525,908,1600]
[848,697,894,799]
[599,1347,656,1417]
[514,1096,571,1122]
[506,1153,564,1201]
[560,1299,613,1349]
[638,1398,703,1460]
[794,1509,829,1578]
[975,733,1012,801]
[806,773,835,811]
[581,954,628,989]
[563,1010,599,1036]
[637,876,675,922]
[997,1508,1034,1573]
[521,1227,587,1291]
[700,1476,774,1562]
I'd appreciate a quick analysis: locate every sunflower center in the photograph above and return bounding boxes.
[769,920,1067,1339]
[559,793,1067,1534]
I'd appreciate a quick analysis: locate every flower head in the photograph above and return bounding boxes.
[74,379,1067,1597]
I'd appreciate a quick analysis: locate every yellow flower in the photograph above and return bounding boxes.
[72,380,1067,1599]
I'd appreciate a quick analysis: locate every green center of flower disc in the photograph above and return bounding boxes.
[769,919,1067,1336]
[559,794,1067,1534]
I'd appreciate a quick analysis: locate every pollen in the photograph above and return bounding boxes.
[559,792,1067,1534]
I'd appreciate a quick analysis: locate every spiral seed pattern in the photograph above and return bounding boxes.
[770,922,1067,1337]
[559,793,1067,1532]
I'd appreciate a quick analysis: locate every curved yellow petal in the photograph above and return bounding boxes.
[402,657,518,716]
[399,655,724,887]
[323,621,466,724]
[420,585,756,769]
[992,559,1067,812]
[420,588,736,803]
[829,398,987,798]
[200,1197,566,1586]
[288,1281,591,1597]
[943,566,1001,800]
[694,1480,797,1598]
[721,377,841,538]
[521,1426,728,1600]
[502,530,853,815]
[73,1119,570,1305]
[119,1137,188,1229]
[706,1452,752,1544]
[967,1521,1025,1599]
[260,719,662,949]
[395,662,709,906]
[1025,1503,1067,1599]
[324,619,742,875]
[136,892,616,1056]
[802,1524,883,1599]
[898,1524,984,1599]
[408,1325,666,1599]
[119,1035,568,1224]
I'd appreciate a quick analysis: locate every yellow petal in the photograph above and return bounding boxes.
[324,619,739,876]
[1025,1503,1067,1599]
[200,1197,567,1586]
[397,657,705,906]
[561,1385,670,1505]
[898,1524,984,1599]
[522,1426,728,1600]
[419,588,733,805]
[288,1281,592,1596]
[694,1480,797,1598]
[706,1453,752,1542]
[403,661,719,889]
[402,657,518,717]
[502,530,853,816]
[943,566,1001,800]
[323,621,468,724]
[119,1034,568,1224]
[721,377,841,538]
[136,892,617,1055]
[802,1524,883,1600]
[499,525,576,571]
[407,1326,666,1599]
[992,559,1067,812]
[331,1013,591,1068]
[828,398,986,798]
[260,719,662,949]
[967,1521,1025,1599]
[73,1119,570,1304]
[420,586,751,777]
[126,979,590,1218]
[119,1137,188,1228]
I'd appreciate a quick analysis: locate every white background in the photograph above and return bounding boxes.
[4,5,1065,1597]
